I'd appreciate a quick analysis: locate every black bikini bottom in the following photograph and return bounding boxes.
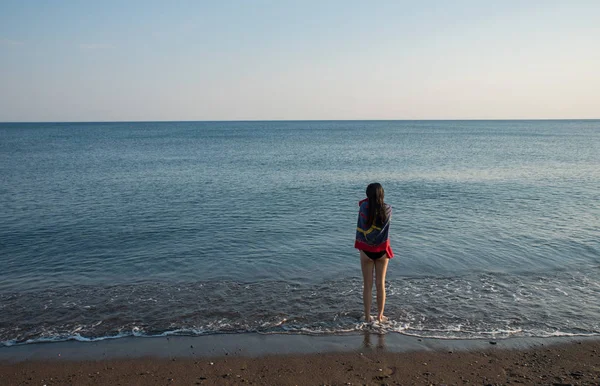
[362,250,386,260]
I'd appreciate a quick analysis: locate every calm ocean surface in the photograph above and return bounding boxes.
[1,120,599,346]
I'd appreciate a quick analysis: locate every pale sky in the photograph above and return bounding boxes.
[1,1,599,122]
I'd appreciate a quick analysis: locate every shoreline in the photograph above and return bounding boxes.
[1,334,599,385]
[2,332,600,362]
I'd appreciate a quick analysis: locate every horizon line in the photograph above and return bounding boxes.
[1,118,599,124]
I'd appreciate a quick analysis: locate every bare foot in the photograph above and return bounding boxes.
[377,315,388,323]
[362,315,373,323]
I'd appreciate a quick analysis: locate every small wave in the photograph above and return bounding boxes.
[2,271,600,346]
[3,326,600,348]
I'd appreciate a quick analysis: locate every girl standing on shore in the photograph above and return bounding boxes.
[355,183,394,323]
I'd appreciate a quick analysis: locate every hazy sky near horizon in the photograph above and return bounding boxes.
[1,1,599,121]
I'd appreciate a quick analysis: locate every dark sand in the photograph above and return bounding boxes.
[1,335,599,385]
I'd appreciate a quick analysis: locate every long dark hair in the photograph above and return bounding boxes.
[366,182,387,227]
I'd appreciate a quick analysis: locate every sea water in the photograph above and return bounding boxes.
[1,120,599,345]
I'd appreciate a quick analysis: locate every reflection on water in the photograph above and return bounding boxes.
[362,331,387,351]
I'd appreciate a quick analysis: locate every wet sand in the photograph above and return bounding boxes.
[1,335,599,385]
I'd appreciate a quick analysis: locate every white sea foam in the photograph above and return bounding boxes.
[4,326,600,348]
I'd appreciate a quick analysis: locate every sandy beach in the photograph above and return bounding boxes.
[1,336,599,385]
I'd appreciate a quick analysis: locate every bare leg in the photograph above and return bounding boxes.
[360,251,374,322]
[374,255,389,322]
